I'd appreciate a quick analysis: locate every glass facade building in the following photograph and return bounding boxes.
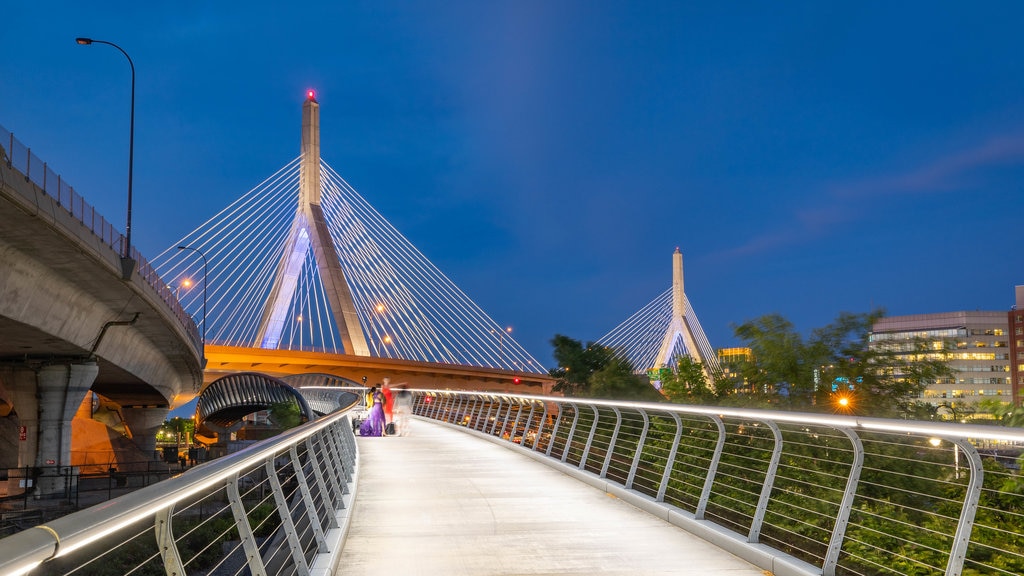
[1009,286,1024,406]
[870,311,1011,407]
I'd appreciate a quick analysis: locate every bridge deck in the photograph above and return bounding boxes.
[338,419,765,575]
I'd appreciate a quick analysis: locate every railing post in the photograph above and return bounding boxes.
[531,401,549,451]
[265,458,311,576]
[523,400,538,447]
[559,402,582,462]
[945,438,984,576]
[579,405,601,471]
[510,399,528,443]
[226,472,269,576]
[454,395,467,425]
[599,407,623,478]
[289,444,329,551]
[695,415,726,520]
[624,409,650,490]
[304,435,339,529]
[154,503,186,576]
[656,413,684,502]
[321,427,350,497]
[487,397,503,432]
[747,420,782,543]
[822,428,865,576]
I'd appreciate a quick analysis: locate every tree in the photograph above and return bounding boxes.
[809,310,952,418]
[161,417,195,447]
[660,355,710,403]
[548,334,616,396]
[732,310,952,417]
[589,355,662,401]
[733,313,813,408]
[548,334,661,400]
[268,401,302,429]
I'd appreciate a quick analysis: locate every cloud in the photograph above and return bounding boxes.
[718,134,1024,259]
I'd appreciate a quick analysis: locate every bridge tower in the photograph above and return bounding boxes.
[654,248,716,382]
[598,248,720,385]
[254,92,370,355]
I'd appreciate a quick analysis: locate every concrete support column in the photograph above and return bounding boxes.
[122,406,170,462]
[35,362,97,497]
[0,367,38,496]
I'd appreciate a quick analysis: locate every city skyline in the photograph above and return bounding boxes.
[3,3,1024,369]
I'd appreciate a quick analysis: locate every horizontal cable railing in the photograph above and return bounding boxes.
[412,391,1024,576]
[0,408,358,576]
[0,124,201,356]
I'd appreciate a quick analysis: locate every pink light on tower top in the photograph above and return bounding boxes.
[306,89,317,102]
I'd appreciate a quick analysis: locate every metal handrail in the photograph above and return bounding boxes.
[0,123,202,355]
[0,408,358,576]
[413,390,1024,576]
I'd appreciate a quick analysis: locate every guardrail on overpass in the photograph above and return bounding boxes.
[2,389,1023,576]
[413,391,1024,576]
[1,123,201,355]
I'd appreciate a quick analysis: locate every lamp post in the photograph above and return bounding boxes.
[491,326,512,369]
[177,246,208,365]
[76,37,136,280]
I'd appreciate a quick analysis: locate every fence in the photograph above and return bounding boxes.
[412,391,1024,576]
[0,408,357,576]
[0,124,201,357]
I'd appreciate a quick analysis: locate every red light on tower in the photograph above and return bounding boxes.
[306,89,316,101]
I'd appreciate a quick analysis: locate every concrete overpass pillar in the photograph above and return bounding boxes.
[35,362,97,497]
[0,367,39,496]
[122,406,170,461]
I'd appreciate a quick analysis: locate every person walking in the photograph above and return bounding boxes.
[394,386,412,436]
[359,386,386,437]
[382,381,395,435]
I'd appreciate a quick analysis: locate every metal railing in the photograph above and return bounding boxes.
[0,124,201,356]
[412,391,1024,576]
[0,408,358,576]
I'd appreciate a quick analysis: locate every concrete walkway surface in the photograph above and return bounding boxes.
[336,419,768,576]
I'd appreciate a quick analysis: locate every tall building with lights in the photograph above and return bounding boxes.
[1009,286,1024,406]
[870,311,1011,407]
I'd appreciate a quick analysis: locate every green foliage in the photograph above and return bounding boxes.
[660,354,711,403]
[160,417,195,442]
[731,310,954,417]
[268,400,303,429]
[548,334,661,400]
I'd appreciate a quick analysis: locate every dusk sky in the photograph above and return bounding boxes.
[3,3,1024,369]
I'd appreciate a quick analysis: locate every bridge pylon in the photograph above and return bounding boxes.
[598,248,720,384]
[254,92,370,356]
[654,248,718,382]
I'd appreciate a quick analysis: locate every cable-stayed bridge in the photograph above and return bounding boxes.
[598,248,720,383]
[151,93,548,390]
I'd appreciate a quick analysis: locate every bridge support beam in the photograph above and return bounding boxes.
[35,362,98,497]
[0,367,39,496]
[122,406,170,461]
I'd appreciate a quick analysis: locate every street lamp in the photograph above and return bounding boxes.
[491,326,512,369]
[76,37,136,280]
[177,245,208,366]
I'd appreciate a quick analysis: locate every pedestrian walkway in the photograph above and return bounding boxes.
[337,419,767,575]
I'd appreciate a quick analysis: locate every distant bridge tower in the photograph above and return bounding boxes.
[254,92,370,355]
[655,248,717,381]
[598,248,720,383]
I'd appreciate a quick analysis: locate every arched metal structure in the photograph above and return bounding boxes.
[283,373,364,416]
[194,372,315,434]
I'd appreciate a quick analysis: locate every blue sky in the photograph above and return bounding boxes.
[3,2,1024,370]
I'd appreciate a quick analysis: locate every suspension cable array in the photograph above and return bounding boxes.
[151,158,545,374]
[599,287,720,375]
